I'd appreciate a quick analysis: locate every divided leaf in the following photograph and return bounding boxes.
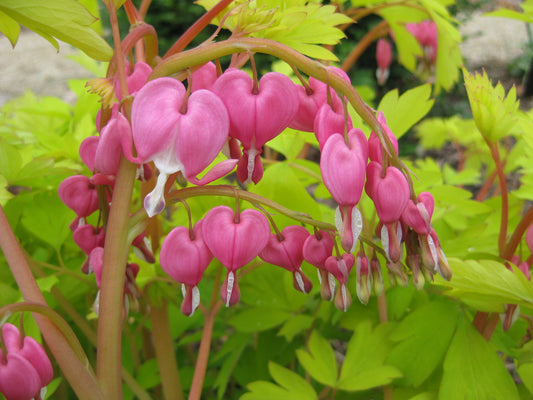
[439,316,520,400]
[0,0,112,61]
[337,320,402,391]
[378,85,434,138]
[295,330,338,387]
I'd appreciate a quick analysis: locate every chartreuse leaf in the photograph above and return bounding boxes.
[485,0,533,23]
[0,0,112,61]
[267,128,308,160]
[434,258,533,312]
[387,299,460,386]
[278,314,313,342]
[296,330,338,387]
[463,67,520,143]
[337,320,402,391]
[198,0,351,61]
[228,307,292,333]
[0,9,20,46]
[21,192,74,250]
[241,362,317,400]
[439,316,520,400]
[378,85,434,139]
[517,363,533,396]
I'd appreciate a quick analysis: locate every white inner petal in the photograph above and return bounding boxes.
[294,271,306,293]
[226,271,235,307]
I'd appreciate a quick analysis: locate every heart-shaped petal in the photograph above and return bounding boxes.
[0,353,42,400]
[302,230,335,270]
[73,224,105,255]
[58,175,99,217]
[320,130,368,206]
[213,69,299,150]
[259,225,309,271]
[401,191,435,234]
[160,220,213,286]
[202,206,270,271]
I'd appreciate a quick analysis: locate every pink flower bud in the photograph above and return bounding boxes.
[368,112,398,163]
[290,67,350,132]
[79,136,99,172]
[260,225,312,294]
[401,191,434,235]
[212,69,299,184]
[313,103,353,151]
[302,230,336,300]
[376,39,392,85]
[325,253,355,311]
[356,253,371,304]
[406,20,438,64]
[73,224,105,255]
[190,61,218,92]
[58,175,99,217]
[114,61,152,101]
[202,206,271,306]
[365,162,410,224]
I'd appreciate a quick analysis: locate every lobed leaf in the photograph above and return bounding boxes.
[439,316,520,400]
[295,330,338,387]
[0,0,112,61]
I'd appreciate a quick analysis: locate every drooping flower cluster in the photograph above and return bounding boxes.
[59,57,450,317]
[0,323,53,400]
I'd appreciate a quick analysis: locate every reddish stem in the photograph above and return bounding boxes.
[487,142,508,257]
[163,0,234,59]
[341,20,389,72]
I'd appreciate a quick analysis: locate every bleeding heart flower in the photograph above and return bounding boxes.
[129,77,236,217]
[0,323,53,400]
[406,20,438,64]
[401,191,435,235]
[356,252,371,304]
[73,224,105,255]
[114,61,152,101]
[320,130,368,252]
[58,175,99,217]
[191,61,218,92]
[79,136,99,172]
[325,253,355,311]
[160,220,213,316]
[212,68,299,184]
[290,66,350,133]
[259,225,312,294]
[368,112,398,163]
[302,230,336,300]
[202,205,271,306]
[313,102,353,151]
[376,39,393,86]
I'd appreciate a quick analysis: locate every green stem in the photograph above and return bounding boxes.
[0,206,104,400]
[96,156,138,399]
[150,301,185,400]
[168,184,335,231]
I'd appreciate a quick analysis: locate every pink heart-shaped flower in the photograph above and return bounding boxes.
[58,175,99,217]
[259,225,310,271]
[202,205,270,271]
[160,220,213,286]
[401,191,435,234]
[73,224,105,255]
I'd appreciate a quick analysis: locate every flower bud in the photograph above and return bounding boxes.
[356,253,371,304]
